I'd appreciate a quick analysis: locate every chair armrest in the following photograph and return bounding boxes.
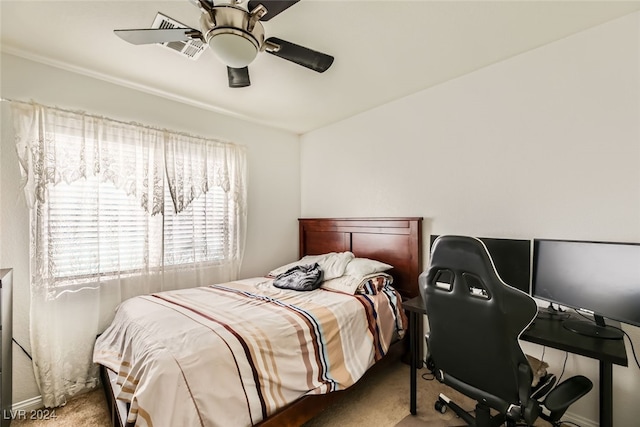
[544,375,593,412]
[540,375,593,424]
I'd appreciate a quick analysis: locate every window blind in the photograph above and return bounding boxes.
[46,175,232,287]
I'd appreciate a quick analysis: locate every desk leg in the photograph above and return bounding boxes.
[410,311,417,415]
[600,361,613,427]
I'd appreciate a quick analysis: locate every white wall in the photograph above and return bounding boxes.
[0,53,301,404]
[301,12,640,427]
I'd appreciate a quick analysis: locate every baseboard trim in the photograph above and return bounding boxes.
[563,410,598,427]
[12,396,43,412]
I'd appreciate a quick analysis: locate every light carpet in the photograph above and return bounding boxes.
[11,360,555,427]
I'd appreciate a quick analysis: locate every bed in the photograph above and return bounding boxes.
[94,217,423,427]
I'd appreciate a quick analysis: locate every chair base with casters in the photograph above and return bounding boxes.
[435,393,510,427]
[432,375,592,427]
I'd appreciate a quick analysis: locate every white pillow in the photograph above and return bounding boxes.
[268,252,354,280]
[268,254,324,277]
[321,272,393,295]
[317,251,355,280]
[345,257,393,277]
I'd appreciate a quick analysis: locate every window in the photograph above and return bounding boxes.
[46,177,158,282]
[13,102,246,294]
[163,184,230,267]
[47,172,233,286]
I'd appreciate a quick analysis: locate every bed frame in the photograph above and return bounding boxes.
[101,217,423,427]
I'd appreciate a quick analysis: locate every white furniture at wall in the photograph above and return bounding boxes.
[0,269,12,427]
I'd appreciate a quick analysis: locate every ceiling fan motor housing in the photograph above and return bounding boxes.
[201,5,265,68]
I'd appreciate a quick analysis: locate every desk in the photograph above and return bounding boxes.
[403,295,628,427]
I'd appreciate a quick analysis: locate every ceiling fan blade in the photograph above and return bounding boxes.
[265,37,334,73]
[248,0,300,21]
[114,28,201,45]
[227,67,251,88]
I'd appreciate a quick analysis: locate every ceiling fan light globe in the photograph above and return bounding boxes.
[209,32,259,68]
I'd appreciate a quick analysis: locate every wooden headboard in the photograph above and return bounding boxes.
[298,217,423,299]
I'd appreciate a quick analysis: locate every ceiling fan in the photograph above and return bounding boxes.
[114,0,334,88]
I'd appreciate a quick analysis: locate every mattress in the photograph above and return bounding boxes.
[93,277,406,427]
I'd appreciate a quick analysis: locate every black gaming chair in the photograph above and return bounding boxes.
[419,235,592,427]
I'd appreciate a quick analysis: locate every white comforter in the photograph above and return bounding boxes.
[93,277,406,427]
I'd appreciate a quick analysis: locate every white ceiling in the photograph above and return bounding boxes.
[2,0,640,134]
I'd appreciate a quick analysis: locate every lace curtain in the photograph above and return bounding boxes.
[11,101,247,407]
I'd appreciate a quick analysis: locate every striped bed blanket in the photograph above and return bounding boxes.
[93,277,407,427]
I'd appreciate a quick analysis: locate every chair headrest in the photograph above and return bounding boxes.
[429,235,517,300]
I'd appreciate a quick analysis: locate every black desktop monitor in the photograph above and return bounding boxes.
[430,235,531,294]
[532,239,640,339]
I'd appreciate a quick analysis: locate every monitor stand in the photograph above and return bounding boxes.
[537,303,571,320]
[563,315,624,340]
